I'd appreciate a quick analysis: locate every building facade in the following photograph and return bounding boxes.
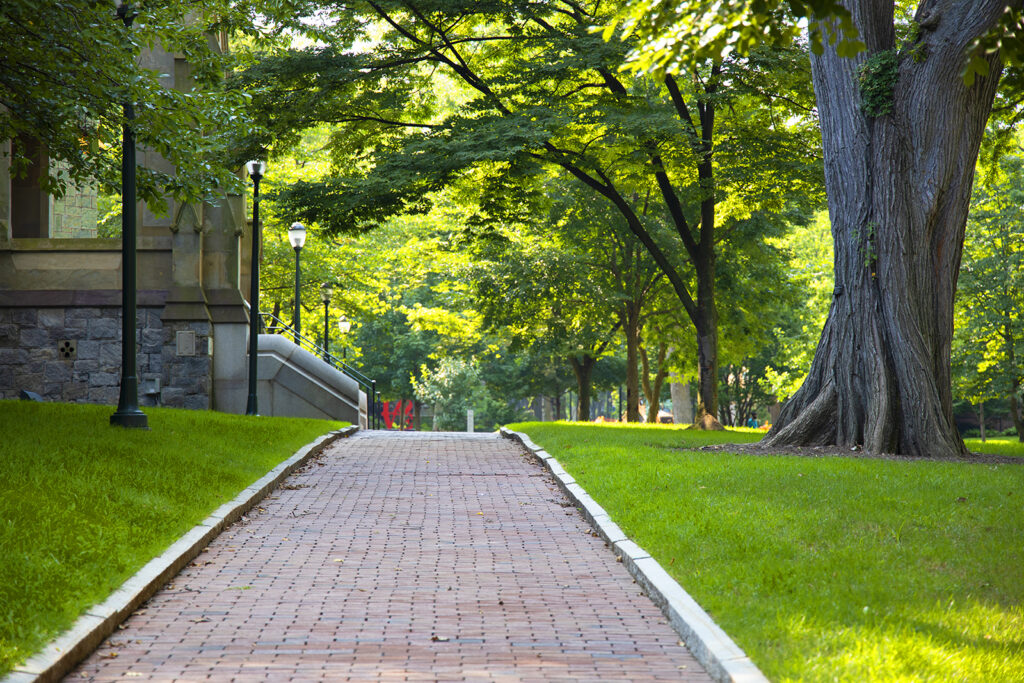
[0,40,255,412]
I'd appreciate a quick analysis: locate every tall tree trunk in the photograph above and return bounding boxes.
[765,1,1006,457]
[623,304,642,422]
[553,393,562,421]
[693,252,720,428]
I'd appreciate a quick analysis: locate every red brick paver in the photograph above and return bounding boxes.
[69,431,711,681]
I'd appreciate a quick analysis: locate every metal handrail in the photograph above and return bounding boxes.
[255,310,381,429]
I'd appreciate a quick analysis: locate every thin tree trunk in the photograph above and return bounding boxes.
[979,402,986,442]
[640,344,653,422]
[624,305,642,422]
[765,1,1006,456]
[640,342,670,423]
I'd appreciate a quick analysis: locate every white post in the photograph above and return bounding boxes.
[467,409,474,433]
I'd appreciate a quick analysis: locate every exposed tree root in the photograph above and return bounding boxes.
[693,413,725,431]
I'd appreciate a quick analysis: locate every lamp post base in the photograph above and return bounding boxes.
[110,409,149,429]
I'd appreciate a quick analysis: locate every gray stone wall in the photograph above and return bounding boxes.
[0,306,211,409]
[160,319,211,410]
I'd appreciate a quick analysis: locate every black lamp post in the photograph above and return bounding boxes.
[245,159,266,416]
[320,282,333,359]
[337,315,351,361]
[110,0,147,429]
[288,222,306,344]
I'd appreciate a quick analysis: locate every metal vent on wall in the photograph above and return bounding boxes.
[58,340,76,360]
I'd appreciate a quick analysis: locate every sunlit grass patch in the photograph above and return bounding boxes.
[967,436,1024,457]
[509,421,1024,682]
[0,401,344,675]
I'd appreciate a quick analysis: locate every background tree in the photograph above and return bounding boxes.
[953,154,1024,441]
[615,0,1024,455]
[237,0,823,427]
[471,205,622,423]
[761,212,834,404]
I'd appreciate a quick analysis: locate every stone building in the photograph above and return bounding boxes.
[0,137,251,412]
[0,42,364,424]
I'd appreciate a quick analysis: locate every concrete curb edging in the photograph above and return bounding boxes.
[500,427,769,683]
[5,425,359,683]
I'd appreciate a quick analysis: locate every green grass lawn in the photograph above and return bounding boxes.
[0,401,345,675]
[966,436,1024,457]
[510,421,1024,683]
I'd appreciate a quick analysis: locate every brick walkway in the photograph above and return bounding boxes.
[69,431,712,681]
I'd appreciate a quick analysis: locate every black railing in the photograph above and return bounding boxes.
[258,311,381,429]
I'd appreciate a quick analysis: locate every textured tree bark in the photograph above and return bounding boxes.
[764,0,1009,457]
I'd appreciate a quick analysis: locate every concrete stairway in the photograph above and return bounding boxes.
[254,334,367,427]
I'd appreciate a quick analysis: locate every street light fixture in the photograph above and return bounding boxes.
[320,282,333,360]
[110,0,147,429]
[337,315,351,360]
[288,222,307,344]
[244,159,266,416]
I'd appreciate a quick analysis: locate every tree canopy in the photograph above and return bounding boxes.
[235,0,824,426]
[0,0,261,204]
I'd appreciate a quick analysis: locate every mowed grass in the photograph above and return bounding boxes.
[509,421,1024,682]
[966,436,1024,457]
[0,401,345,675]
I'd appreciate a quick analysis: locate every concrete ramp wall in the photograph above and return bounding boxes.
[257,334,367,428]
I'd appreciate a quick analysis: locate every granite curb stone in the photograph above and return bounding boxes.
[4,425,358,683]
[499,426,770,683]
